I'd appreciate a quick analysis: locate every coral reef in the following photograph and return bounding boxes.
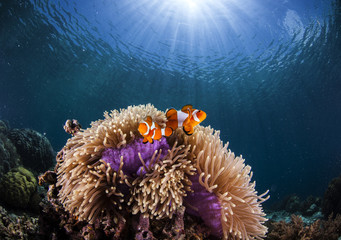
[0,120,9,132]
[39,192,213,240]
[0,166,40,210]
[7,128,54,174]
[266,209,323,227]
[39,196,121,240]
[300,196,321,217]
[266,214,341,240]
[322,174,341,218]
[0,205,39,240]
[273,194,321,217]
[282,195,301,213]
[45,104,268,239]
[0,120,55,177]
[0,121,21,178]
[265,193,341,239]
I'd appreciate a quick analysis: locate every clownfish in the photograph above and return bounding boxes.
[166,104,206,135]
[138,116,173,144]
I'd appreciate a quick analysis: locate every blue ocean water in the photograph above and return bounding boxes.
[0,0,340,206]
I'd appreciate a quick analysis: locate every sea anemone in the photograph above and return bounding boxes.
[56,104,168,223]
[182,126,269,239]
[55,104,268,239]
[129,142,196,219]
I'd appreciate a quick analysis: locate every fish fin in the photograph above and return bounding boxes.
[142,137,148,144]
[149,138,154,144]
[183,126,192,136]
[183,117,191,126]
[183,125,194,136]
[166,108,177,119]
[166,120,177,131]
[164,127,173,137]
[181,104,193,112]
[146,116,153,124]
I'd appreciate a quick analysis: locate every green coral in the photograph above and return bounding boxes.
[0,167,37,209]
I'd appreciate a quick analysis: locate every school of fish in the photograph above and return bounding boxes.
[138,105,207,143]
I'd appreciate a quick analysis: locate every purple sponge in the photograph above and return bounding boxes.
[101,137,170,177]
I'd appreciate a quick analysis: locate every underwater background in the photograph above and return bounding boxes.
[0,0,340,211]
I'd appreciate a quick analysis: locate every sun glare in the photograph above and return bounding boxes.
[107,0,259,69]
[172,0,205,15]
[185,0,198,10]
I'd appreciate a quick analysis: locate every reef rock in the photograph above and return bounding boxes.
[8,128,54,174]
[276,194,321,217]
[0,120,55,176]
[0,120,9,132]
[322,174,341,218]
[0,122,21,178]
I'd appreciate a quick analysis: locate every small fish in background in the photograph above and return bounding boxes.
[138,116,173,144]
[166,104,207,135]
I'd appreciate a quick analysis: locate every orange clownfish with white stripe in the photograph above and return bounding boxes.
[138,116,173,144]
[166,104,207,135]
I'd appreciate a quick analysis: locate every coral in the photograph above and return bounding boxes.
[0,205,39,240]
[39,194,133,240]
[39,193,213,240]
[7,128,54,173]
[0,166,37,209]
[0,121,54,178]
[300,196,321,216]
[0,129,21,178]
[52,104,268,239]
[282,194,301,213]
[38,170,57,185]
[274,194,321,217]
[266,215,319,240]
[0,120,9,133]
[322,174,341,218]
[63,119,82,136]
[266,214,341,240]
